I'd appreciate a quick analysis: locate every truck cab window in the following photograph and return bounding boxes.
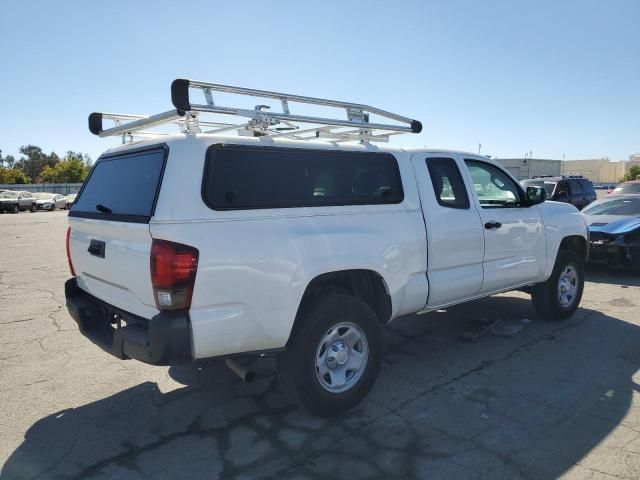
[464,160,521,208]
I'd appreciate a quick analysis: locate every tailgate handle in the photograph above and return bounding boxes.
[88,239,105,258]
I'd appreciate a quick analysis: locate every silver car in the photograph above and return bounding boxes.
[33,192,67,211]
[65,193,77,209]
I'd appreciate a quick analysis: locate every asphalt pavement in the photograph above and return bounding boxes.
[2,210,640,479]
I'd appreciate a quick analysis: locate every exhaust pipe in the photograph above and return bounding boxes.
[225,358,255,383]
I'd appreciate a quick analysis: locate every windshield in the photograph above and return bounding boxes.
[33,193,55,199]
[612,183,640,194]
[0,191,18,199]
[582,197,640,216]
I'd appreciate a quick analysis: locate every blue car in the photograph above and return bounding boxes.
[582,194,640,268]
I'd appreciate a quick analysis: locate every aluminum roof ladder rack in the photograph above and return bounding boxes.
[88,79,422,144]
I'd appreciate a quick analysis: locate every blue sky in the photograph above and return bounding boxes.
[1,0,638,161]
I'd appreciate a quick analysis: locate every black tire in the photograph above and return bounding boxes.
[50,203,55,211]
[30,203,36,213]
[531,249,584,321]
[277,294,383,417]
[11,203,19,214]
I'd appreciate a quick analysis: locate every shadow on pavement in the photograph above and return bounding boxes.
[586,264,640,287]
[3,296,640,479]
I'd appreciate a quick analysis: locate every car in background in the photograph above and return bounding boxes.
[582,194,640,268]
[65,193,77,209]
[609,180,640,196]
[33,192,67,211]
[593,184,616,191]
[520,176,596,210]
[0,190,36,213]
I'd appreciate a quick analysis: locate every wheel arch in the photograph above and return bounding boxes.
[558,235,588,263]
[286,269,392,347]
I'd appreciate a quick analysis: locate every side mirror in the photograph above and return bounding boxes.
[526,186,547,206]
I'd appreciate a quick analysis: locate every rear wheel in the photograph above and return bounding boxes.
[277,294,382,417]
[531,249,584,321]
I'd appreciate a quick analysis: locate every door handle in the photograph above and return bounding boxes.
[484,221,502,230]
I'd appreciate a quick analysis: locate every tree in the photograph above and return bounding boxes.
[621,165,640,182]
[16,145,60,181]
[39,157,90,183]
[1,145,90,183]
[65,151,93,168]
[0,167,31,184]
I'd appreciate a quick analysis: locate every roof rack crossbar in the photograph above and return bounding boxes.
[89,78,423,144]
[176,79,420,130]
[90,110,186,137]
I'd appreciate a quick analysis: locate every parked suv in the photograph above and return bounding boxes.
[65,79,589,417]
[521,176,596,210]
[0,190,36,213]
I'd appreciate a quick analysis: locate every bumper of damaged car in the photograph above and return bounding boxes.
[589,240,640,268]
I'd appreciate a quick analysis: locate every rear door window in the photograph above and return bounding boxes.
[569,180,583,194]
[580,180,595,195]
[426,157,469,209]
[70,146,167,223]
[556,181,569,197]
[202,145,403,210]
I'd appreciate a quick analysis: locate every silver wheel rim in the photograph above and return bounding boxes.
[315,322,369,393]
[557,264,579,308]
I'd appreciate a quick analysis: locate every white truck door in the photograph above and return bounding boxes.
[462,158,546,293]
[411,154,484,307]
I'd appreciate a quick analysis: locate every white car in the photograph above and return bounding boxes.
[65,79,588,417]
[33,192,67,211]
[65,193,77,209]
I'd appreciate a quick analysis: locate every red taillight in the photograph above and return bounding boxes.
[150,239,199,311]
[66,227,76,276]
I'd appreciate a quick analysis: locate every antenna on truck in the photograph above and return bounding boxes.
[88,79,422,144]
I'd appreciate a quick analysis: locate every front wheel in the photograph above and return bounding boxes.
[277,294,382,417]
[11,204,19,214]
[531,249,584,321]
[30,203,36,213]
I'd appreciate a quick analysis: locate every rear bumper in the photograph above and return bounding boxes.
[65,278,192,365]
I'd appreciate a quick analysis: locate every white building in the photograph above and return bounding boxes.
[495,158,561,180]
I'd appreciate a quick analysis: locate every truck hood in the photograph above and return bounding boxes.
[539,200,580,214]
[584,215,640,234]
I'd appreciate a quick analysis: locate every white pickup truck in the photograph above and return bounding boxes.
[65,80,588,417]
